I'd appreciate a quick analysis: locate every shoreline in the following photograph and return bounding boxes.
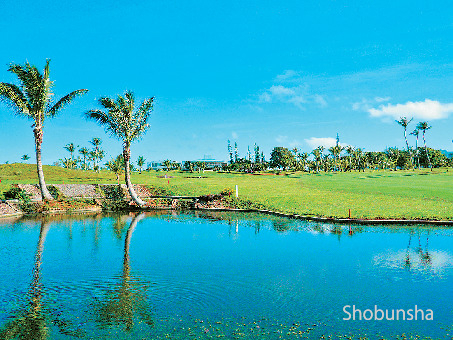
[2,200,452,226]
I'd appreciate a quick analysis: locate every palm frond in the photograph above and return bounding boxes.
[48,89,88,117]
[0,82,30,116]
[125,91,135,113]
[8,61,50,114]
[98,97,117,110]
[85,109,110,126]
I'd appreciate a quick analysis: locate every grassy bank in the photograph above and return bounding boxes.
[1,163,453,220]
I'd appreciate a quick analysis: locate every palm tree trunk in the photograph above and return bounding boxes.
[34,127,53,200]
[123,145,146,207]
[423,132,432,170]
[415,137,420,169]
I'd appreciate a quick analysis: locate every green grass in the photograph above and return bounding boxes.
[2,163,453,220]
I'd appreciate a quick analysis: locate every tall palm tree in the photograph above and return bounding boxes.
[64,143,77,161]
[396,117,413,152]
[410,128,420,169]
[89,138,103,172]
[86,91,154,206]
[0,60,88,200]
[345,146,354,171]
[79,147,89,170]
[416,121,432,170]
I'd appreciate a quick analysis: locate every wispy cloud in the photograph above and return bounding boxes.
[352,97,391,112]
[231,131,238,139]
[259,85,307,109]
[368,99,453,120]
[275,135,301,148]
[274,70,301,82]
[258,83,327,109]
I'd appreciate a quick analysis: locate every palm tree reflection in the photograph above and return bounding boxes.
[0,219,83,339]
[93,213,154,332]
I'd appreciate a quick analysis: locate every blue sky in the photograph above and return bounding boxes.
[1,0,452,165]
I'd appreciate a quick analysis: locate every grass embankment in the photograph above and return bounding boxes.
[1,163,453,220]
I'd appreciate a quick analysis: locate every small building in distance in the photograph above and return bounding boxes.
[182,156,227,171]
[147,161,168,171]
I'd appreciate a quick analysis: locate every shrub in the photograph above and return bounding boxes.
[4,187,31,202]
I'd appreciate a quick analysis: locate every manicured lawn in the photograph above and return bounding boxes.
[1,163,453,220]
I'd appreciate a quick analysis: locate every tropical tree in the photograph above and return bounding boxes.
[417,121,432,170]
[410,128,420,169]
[79,147,89,170]
[396,117,413,152]
[21,154,30,162]
[64,143,77,161]
[345,146,354,171]
[137,156,145,174]
[89,138,104,172]
[85,91,154,206]
[105,155,125,185]
[0,59,88,200]
[269,147,295,171]
[162,159,172,172]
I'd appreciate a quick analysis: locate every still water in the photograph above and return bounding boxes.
[0,211,452,339]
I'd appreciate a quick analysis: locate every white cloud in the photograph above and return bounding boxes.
[369,99,453,120]
[275,70,300,82]
[305,137,350,149]
[269,85,296,96]
[231,131,238,139]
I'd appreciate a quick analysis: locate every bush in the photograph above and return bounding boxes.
[4,187,31,202]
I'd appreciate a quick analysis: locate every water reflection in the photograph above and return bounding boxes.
[92,213,155,332]
[0,219,83,339]
[1,211,452,339]
[374,228,453,274]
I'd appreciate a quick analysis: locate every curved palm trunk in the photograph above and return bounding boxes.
[34,127,53,201]
[123,145,146,207]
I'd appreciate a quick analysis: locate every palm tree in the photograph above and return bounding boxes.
[345,146,354,171]
[86,91,154,206]
[0,60,88,200]
[163,159,172,171]
[89,138,103,172]
[137,156,145,174]
[105,155,125,185]
[410,128,420,169]
[21,154,30,162]
[417,121,432,170]
[79,147,89,170]
[396,117,413,152]
[64,143,77,161]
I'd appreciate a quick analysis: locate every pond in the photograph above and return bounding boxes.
[0,211,452,339]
